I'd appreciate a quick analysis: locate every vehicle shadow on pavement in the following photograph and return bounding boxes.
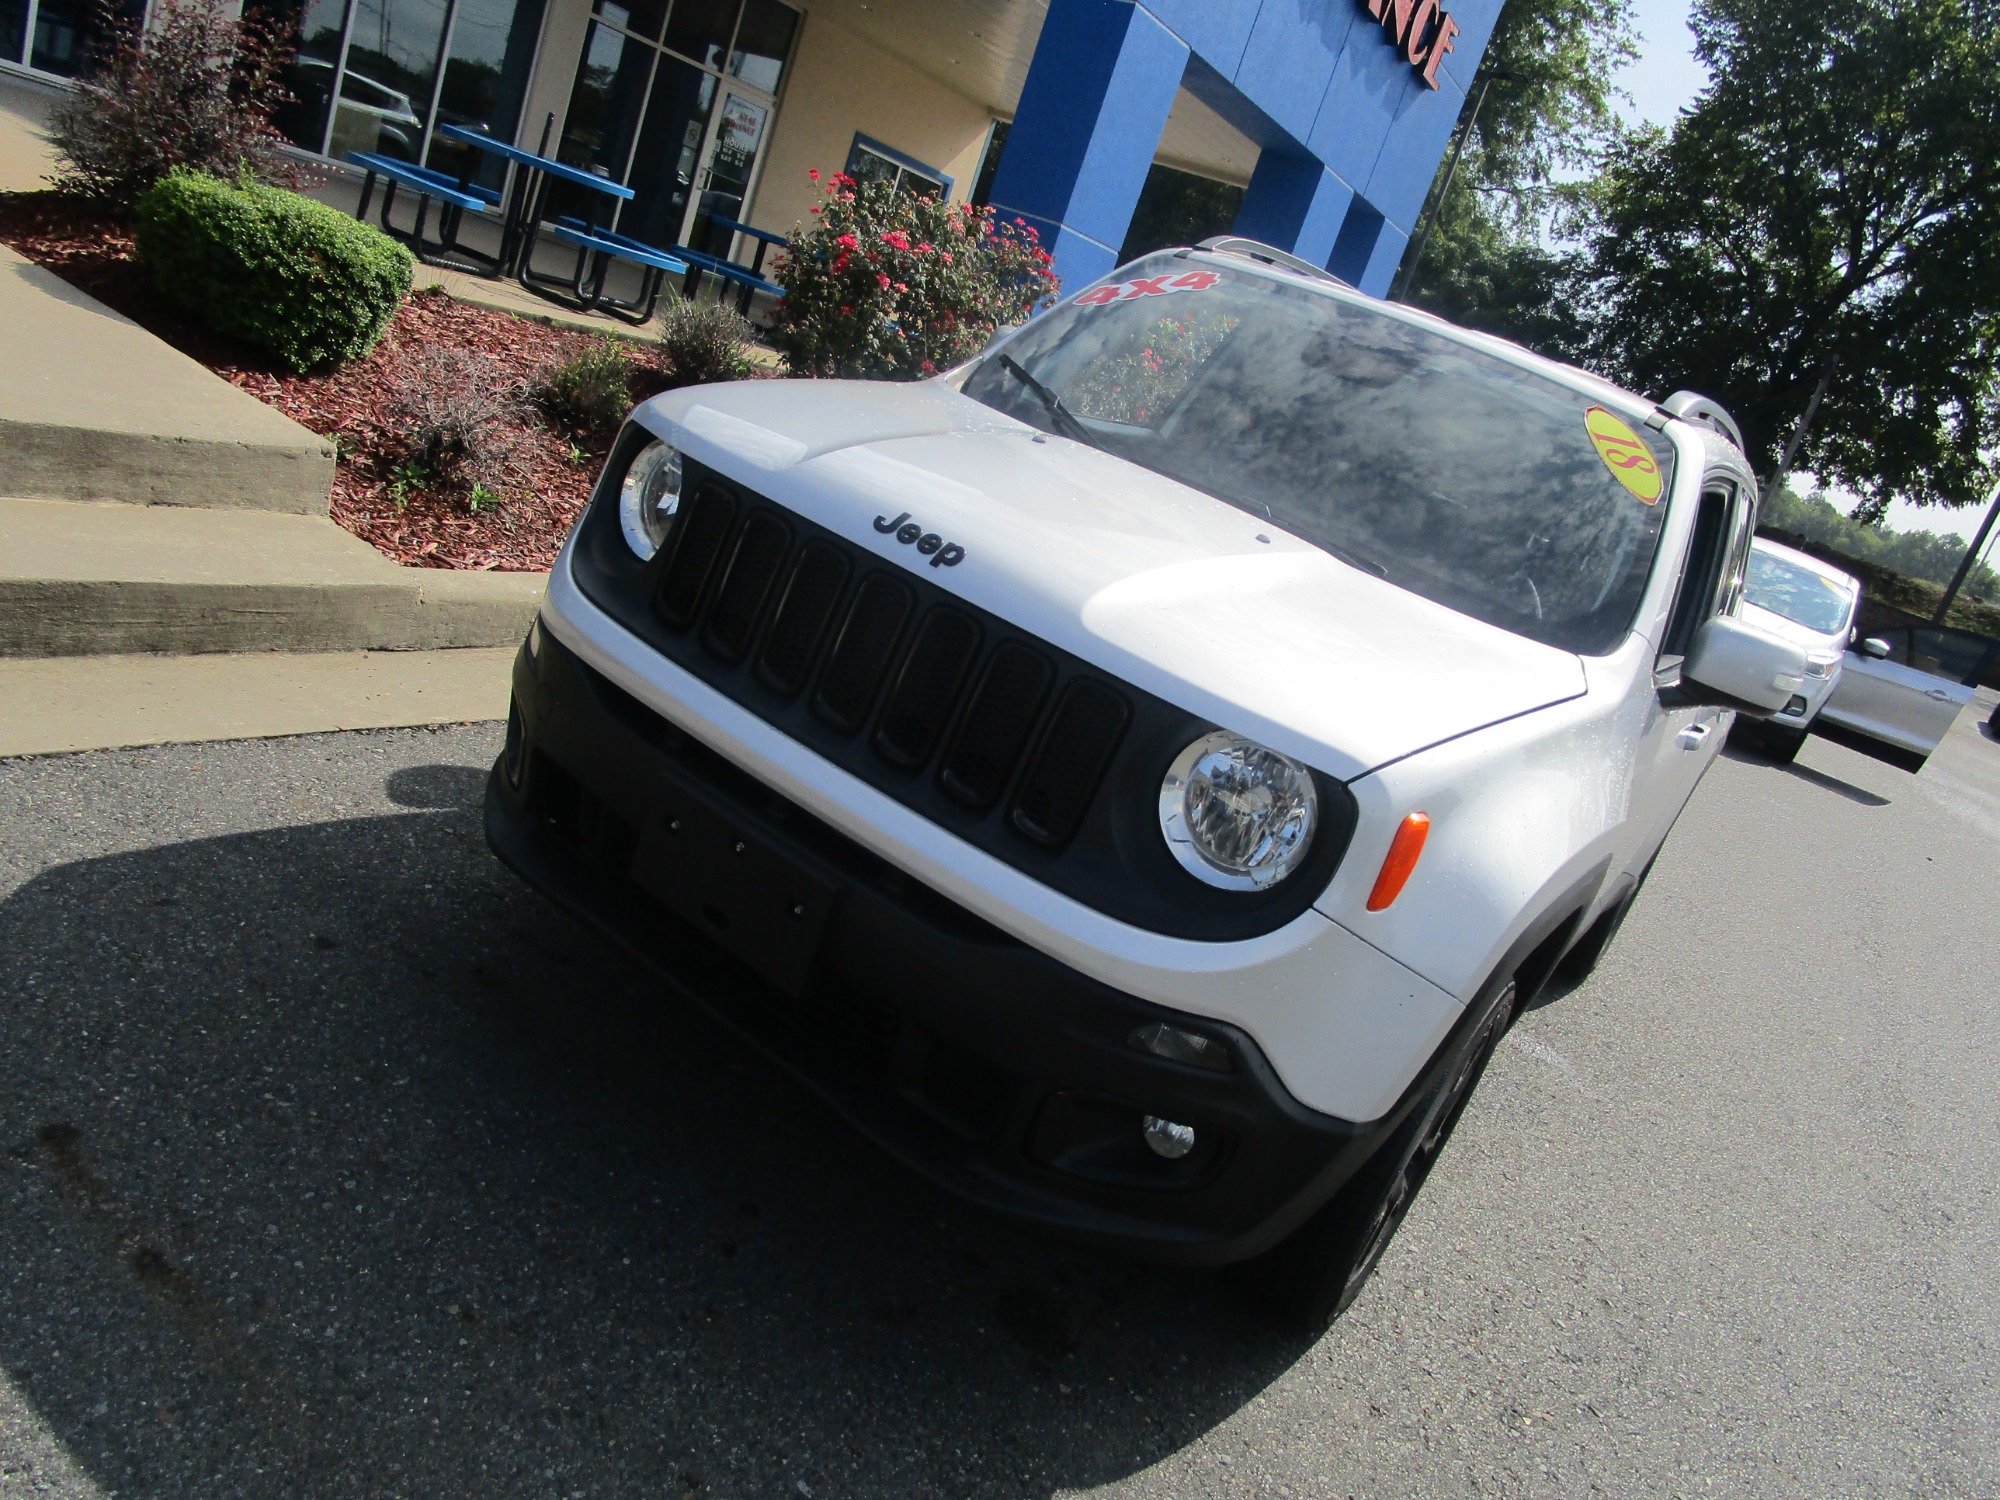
[0,770,1308,1498]
[1718,745,1892,808]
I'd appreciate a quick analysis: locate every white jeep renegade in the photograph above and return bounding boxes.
[486,240,1809,1328]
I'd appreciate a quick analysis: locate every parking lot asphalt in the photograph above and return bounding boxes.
[1,693,1996,1499]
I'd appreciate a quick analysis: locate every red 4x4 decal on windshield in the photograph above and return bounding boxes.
[1073,270,1220,306]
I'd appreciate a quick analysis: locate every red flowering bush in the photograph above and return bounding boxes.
[769,172,1060,379]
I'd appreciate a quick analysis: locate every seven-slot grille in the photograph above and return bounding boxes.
[650,479,1130,849]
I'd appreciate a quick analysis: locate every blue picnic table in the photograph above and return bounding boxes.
[435,123,633,280]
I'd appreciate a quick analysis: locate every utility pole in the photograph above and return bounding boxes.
[1389,69,1508,303]
[1933,472,2000,624]
[1764,352,1839,500]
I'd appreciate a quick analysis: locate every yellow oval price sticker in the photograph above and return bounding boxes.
[1586,407,1664,504]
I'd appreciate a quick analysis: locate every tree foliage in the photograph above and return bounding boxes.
[1563,0,2000,518]
[1402,0,1638,337]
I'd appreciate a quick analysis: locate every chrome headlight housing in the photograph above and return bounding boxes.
[1804,655,1840,678]
[617,438,683,560]
[1158,731,1318,890]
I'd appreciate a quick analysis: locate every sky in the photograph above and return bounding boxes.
[1607,0,1997,547]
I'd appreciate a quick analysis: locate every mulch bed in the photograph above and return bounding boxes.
[0,190,677,570]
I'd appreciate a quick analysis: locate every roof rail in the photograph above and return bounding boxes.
[1193,236,1349,287]
[1659,391,1746,453]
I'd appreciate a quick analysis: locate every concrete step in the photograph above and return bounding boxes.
[0,497,543,656]
[0,244,336,514]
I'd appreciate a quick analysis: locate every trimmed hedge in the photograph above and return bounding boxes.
[134,170,413,371]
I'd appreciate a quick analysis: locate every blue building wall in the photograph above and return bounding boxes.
[985,0,1505,297]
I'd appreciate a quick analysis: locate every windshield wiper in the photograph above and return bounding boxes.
[999,355,1102,450]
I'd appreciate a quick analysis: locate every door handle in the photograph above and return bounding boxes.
[1677,723,1712,750]
[1925,688,1956,702]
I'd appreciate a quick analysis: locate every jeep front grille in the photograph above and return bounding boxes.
[650,479,1128,850]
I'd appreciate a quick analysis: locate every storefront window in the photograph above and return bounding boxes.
[846,135,950,198]
[329,0,451,161]
[592,0,663,43]
[661,0,733,70]
[431,0,548,184]
[1,0,29,69]
[727,0,794,92]
[25,0,141,76]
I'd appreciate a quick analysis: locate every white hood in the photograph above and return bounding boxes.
[631,379,1587,782]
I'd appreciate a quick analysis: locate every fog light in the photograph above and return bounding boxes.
[1784,694,1809,715]
[1129,1022,1232,1073]
[1141,1115,1196,1159]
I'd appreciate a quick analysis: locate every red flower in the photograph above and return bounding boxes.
[834,232,859,249]
[876,273,891,289]
[916,242,933,254]
[893,282,908,293]
[881,230,911,250]
[808,168,820,181]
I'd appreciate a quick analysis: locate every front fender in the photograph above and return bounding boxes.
[1315,648,1649,1002]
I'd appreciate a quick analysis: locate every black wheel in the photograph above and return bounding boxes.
[1554,854,1657,987]
[1249,982,1518,1333]
[1759,722,1806,763]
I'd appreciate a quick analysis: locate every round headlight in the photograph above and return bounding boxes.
[1159,731,1317,890]
[618,439,683,561]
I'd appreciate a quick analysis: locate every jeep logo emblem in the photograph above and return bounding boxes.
[873,512,964,568]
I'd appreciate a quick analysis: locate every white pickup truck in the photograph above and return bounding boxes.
[486,240,1809,1329]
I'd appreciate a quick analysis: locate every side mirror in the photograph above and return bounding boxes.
[979,321,1024,357]
[1681,615,1809,714]
[1858,636,1892,660]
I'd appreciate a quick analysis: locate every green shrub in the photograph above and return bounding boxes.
[657,298,756,386]
[134,170,413,371]
[533,338,634,433]
[769,172,1059,379]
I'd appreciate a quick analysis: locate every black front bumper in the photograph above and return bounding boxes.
[486,628,1415,1264]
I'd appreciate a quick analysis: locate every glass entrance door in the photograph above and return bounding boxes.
[622,56,717,247]
[552,0,795,253]
[686,91,766,257]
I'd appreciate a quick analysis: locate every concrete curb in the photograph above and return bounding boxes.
[0,496,543,656]
[0,575,544,656]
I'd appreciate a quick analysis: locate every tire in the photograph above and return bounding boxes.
[1249,981,1519,1334]
[1759,722,1806,763]
[1728,716,1805,762]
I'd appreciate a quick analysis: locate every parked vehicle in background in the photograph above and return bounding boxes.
[486,241,1812,1331]
[1816,624,1998,772]
[1727,538,1861,763]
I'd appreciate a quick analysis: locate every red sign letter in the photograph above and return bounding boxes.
[1402,0,1439,63]
[1421,13,1458,87]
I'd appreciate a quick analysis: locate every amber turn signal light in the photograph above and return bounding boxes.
[1366,812,1431,911]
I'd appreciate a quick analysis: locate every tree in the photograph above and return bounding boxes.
[1402,0,1638,343]
[1562,0,2000,519]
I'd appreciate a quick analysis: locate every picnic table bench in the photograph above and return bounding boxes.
[349,151,502,270]
[527,219,689,324]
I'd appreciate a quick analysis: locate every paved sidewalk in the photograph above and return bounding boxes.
[0,68,57,193]
[0,646,512,757]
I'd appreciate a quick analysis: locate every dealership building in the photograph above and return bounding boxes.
[1,0,1502,295]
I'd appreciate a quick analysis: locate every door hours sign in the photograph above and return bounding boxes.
[1360,0,1461,89]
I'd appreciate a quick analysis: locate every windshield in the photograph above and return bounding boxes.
[1745,549,1856,635]
[962,255,1677,654]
